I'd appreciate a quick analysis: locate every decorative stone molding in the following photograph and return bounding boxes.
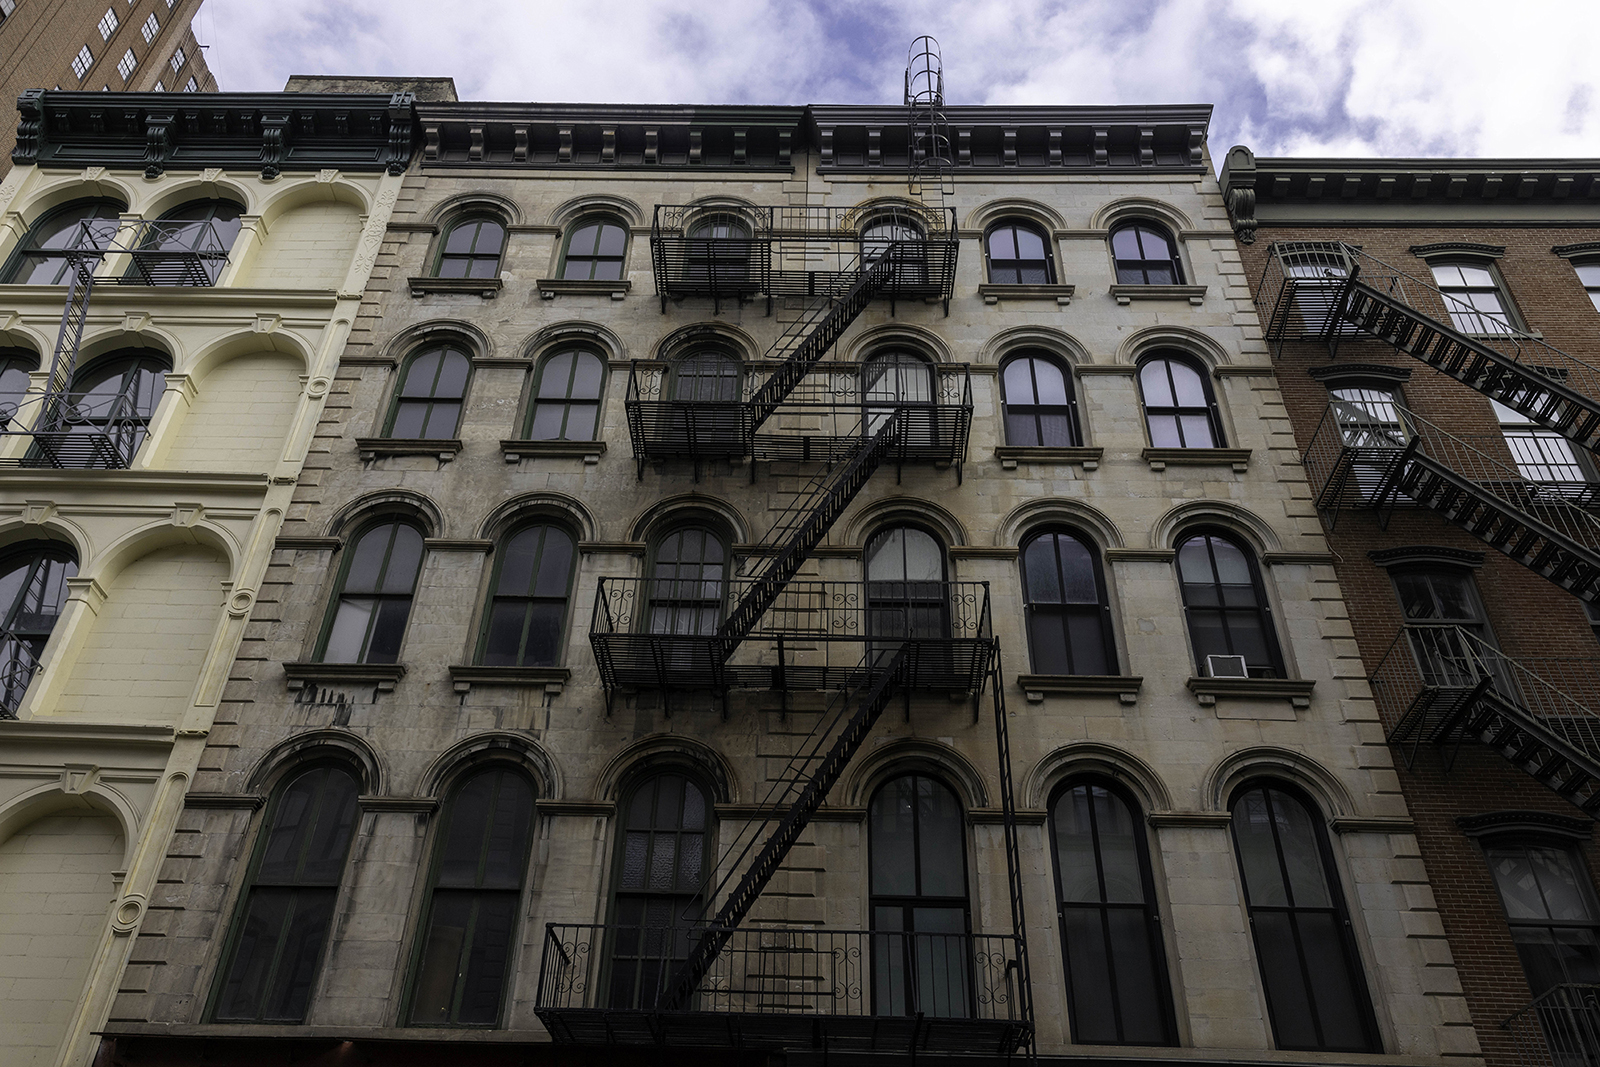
[355,437,463,461]
[1110,283,1206,306]
[1142,447,1251,472]
[975,283,1075,306]
[1017,674,1143,705]
[1553,242,1600,259]
[501,439,606,464]
[1187,676,1316,709]
[536,800,617,818]
[1147,810,1234,829]
[274,536,342,552]
[408,276,502,299]
[993,446,1103,471]
[359,795,439,814]
[183,792,265,810]
[1368,545,1485,569]
[1409,241,1505,259]
[449,665,572,693]
[283,662,405,692]
[537,279,632,300]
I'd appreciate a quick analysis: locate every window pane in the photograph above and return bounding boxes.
[1107,907,1167,1042]
[1273,791,1332,908]
[1139,362,1175,407]
[870,777,917,896]
[528,403,566,440]
[1051,787,1101,903]
[1111,228,1142,260]
[1298,911,1369,1049]
[1490,849,1551,919]
[381,526,425,594]
[1013,227,1046,260]
[1531,847,1596,921]
[1063,907,1117,1040]
[322,598,375,663]
[410,891,471,1023]
[596,224,626,257]
[1253,910,1319,1048]
[474,222,505,255]
[571,352,604,398]
[1028,614,1070,675]
[534,530,574,595]
[1093,788,1143,903]
[496,529,539,596]
[364,599,411,662]
[1023,537,1063,603]
[917,778,965,898]
[1232,788,1287,906]
[1003,359,1036,404]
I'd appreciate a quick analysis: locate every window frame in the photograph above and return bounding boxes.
[129,197,244,285]
[434,214,507,280]
[524,344,606,441]
[315,518,428,664]
[864,523,950,642]
[1575,258,1600,314]
[1175,527,1286,679]
[1110,221,1185,285]
[643,524,730,638]
[1,197,127,285]
[0,347,39,421]
[559,215,629,282]
[475,522,578,668]
[72,45,95,79]
[1429,259,1521,336]
[0,540,78,715]
[1137,352,1224,448]
[1229,779,1381,1053]
[1019,527,1117,676]
[671,347,743,404]
[1047,775,1176,1046]
[983,220,1055,285]
[999,351,1081,447]
[383,343,472,440]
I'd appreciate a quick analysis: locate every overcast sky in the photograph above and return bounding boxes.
[196,0,1598,164]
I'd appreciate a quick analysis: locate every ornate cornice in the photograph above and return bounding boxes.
[1409,241,1504,259]
[1368,545,1485,569]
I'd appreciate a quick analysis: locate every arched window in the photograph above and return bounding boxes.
[211,764,360,1023]
[133,198,243,284]
[1020,529,1115,675]
[1138,353,1221,448]
[985,221,1054,284]
[2,198,125,284]
[673,348,741,403]
[436,216,506,279]
[865,525,947,641]
[407,767,537,1027]
[561,216,628,281]
[1001,352,1079,446]
[646,526,727,636]
[869,774,971,1017]
[687,212,752,289]
[0,348,38,421]
[1176,530,1284,678]
[386,344,470,439]
[1049,778,1174,1045]
[319,520,426,663]
[862,349,935,442]
[608,771,714,1009]
[526,346,605,441]
[861,215,927,287]
[61,351,169,464]
[1111,221,1183,284]
[0,541,77,716]
[479,524,576,667]
[1230,782,1379,1052]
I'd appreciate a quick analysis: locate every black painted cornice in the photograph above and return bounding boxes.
[14,90,419,178]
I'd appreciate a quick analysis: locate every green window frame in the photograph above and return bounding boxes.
[209,764,361,1023]
[406,766,538,1027]
[1,197,126,285]
[435,216,506,279]
[560,216,628,281]
[317,520,427,664]
[525,346,605,441]
[386,344,471,439]
[477,523,576,667]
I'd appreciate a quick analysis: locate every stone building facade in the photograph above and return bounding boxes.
[0,89,417,1067]
[1222,148,1600,1067]
[99,99,1476,1067]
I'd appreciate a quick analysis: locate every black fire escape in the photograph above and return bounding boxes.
[1255,242,1600,821]
[538,187,1033,1054]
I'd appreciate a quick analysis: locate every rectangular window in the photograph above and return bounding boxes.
[97,6,117,38]
[141,13,158,41]
[169,46,185,72]
[183,76,197,92]
[152,80,164,92]
[116,48,136,79]
[1576,262,1600,314]
[0,0,15,23]
[71,45,94,79]
[1431,263,1516,335]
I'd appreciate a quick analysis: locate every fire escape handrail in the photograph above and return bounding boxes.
[0,632,44,720]
[1503,982,1600,1067]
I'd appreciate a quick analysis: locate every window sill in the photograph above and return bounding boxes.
[1186,676,1314,709]
[1017,674,1143,704]
[977,283,1075,306]
[501,439,606,463]
[1110,283,1207,306]
[450,665,572,693]
[356,437,463,461]
[537,278,631,300]
[284,662,406,692]
[994,446,1102,470]
[1142,447,1251,472]
[408,276,502,299]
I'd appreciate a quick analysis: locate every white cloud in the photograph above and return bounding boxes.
[198,0,1600,161]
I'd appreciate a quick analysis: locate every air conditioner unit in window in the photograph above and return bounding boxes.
[1207,654,1250,679]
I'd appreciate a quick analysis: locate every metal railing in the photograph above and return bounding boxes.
[537,923,1029,1052]
[1506,984,1600,1067]
[0,384,154,469]
[29,218,234,287]
[0,635,43,719]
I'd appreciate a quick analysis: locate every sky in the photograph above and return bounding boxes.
[196,0,1599,164]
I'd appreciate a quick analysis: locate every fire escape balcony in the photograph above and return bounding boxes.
[1373,623,1600,811]
[651,203,959,311]
[624,361,973,471]
[1255,241,1600,455]
[1504,983,1600,1067]
[590,578,994,699]
[536,923,1030,1055]
[1302,400,1600,602]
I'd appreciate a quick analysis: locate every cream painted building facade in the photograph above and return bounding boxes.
[0,88,420,1067]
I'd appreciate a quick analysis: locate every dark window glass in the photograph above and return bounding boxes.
[1021,529,1114,675]
[1176,531,1283,678]
[647,526,726,637]
[212,765,360,1023]
[1050,780,1174,1045]
[0,348,37,423]
[437,217,506,280]
[1486,843,1600,995]
[1392,567,1500,689]
[1139,354,1220,448]
[1231,783,1378,1052]
[526,348,604,441]
[3,198,125,285]
[1431,262,1514,335]
[869,774,971,1018]
[0,542,77,715]
[321,521,426,663]
[388,345,470,439]
[59,352,168,463]
[1111,222,1183,285]
[866,525,948,641]
[687,213,752,288]
[562,218,627,281]
[1001,353,1078,446]
[986,222,1053,284]
[480,525,575,667]
[608,772,712,1009]
[408,768,537,1026]
[133,199,243,284]
[673,349,741,402]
